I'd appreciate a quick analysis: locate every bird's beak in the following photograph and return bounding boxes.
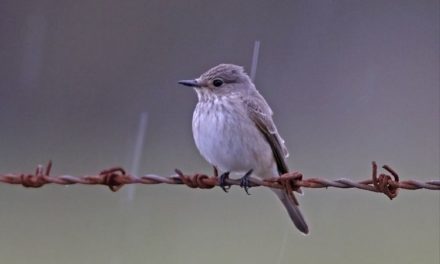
[178,79,200,88]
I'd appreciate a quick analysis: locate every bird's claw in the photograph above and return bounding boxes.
[219,172,231,193]
[240,169,253,195]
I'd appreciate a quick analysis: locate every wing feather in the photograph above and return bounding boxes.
[243,92,289,175]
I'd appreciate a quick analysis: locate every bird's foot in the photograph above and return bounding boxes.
[240,169,253,195]
[219,172,231,193]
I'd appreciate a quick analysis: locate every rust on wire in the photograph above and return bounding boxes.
[372,161,399,199]
[0,161,439,200]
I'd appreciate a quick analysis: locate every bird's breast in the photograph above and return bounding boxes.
[192,98,273,173]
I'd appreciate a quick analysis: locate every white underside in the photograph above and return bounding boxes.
[192,96,276,177]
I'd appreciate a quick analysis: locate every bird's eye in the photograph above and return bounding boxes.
[212,78,224,87]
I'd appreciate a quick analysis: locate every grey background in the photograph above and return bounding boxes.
[0,0,438,263]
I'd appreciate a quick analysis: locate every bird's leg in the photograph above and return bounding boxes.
[213,166,219,177]
[214,166,231,193]
[219,171,231,193]
[240,169,253,195]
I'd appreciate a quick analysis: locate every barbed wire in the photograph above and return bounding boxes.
[0,161,439,200]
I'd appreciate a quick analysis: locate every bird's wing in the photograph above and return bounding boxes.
[243,92,289,175]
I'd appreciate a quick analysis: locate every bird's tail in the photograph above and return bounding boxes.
[273,189,309,235]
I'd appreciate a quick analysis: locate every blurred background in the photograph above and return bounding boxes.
[0,0,438,263]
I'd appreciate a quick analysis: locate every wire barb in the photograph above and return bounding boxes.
[0,161,439,200]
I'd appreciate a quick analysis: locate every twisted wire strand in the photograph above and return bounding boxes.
[0,161,438,200]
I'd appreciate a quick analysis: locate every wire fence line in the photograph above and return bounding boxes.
[0,161,438,200]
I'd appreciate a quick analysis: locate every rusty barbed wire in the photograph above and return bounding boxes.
[0,161,439,200]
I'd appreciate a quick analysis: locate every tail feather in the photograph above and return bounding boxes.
[274,189,309,234]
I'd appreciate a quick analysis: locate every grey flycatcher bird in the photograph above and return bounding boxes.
[178,64,309,234]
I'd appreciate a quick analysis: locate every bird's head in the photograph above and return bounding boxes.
[178,64,253,100]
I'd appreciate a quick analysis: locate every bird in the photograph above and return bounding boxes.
[178,64,309,234]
